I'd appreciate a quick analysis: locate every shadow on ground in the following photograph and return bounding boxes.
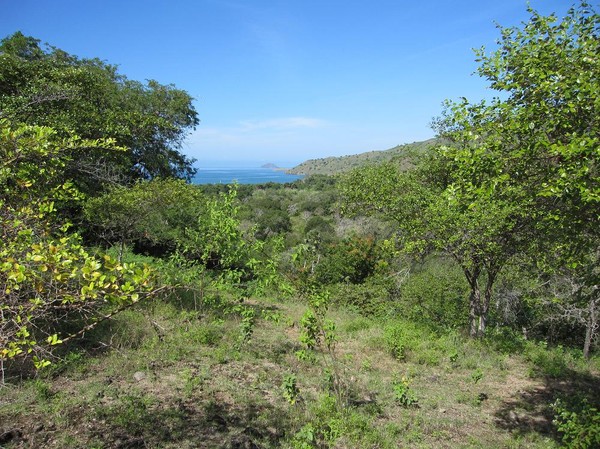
[7,394,290,449]
[494,369,600,444]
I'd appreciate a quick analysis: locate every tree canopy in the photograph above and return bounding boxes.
[0,121,156,368]
[341,1,599,344]
[0,32,199,192]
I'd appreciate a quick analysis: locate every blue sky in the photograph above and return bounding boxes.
[3,0,570,167]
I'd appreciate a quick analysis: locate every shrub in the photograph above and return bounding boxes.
[315,236,379,285]
[553,398,600,449]
[524,342,569,378]
[329,281,391,317]
[383,321,425,361]
[393,376,418,407]
[397,258,469,330]
[289,394,384,449]
[304,216,336,245]
[485,326,527,354]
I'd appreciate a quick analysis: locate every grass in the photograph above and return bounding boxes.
[0,294,598,448]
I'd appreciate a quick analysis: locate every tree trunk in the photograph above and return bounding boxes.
[464,266,482,338]
[478,314,487,338]
[469,287,481,338]
[583,297,597,359]
[479,270,498,337]
[118,239,125,263]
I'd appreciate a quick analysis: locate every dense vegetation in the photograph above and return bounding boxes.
[1,3,599,448]
[0,32,198,190]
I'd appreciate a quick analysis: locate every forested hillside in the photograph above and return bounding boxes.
[1,3,599,449]
[287,138,438,176]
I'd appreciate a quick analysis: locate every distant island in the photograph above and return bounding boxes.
[261,163,291,172]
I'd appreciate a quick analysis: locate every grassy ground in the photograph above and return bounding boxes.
[1,295,598,448]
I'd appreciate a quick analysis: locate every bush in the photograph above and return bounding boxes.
[289,394,385,449]
[304,216,336,245]
[330,281,391,317]
[553,398,600,449]
[485,327,527,354]
[255,209,292,239]
[383,321,426,361]
[382,320,475,367]
[315,236,379,285]
[397,258,469,330]
[524,342,569,378]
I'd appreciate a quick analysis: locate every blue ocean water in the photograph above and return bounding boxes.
[192,168,304,185]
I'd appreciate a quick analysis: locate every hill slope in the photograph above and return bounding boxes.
[1,297,586,448]
[287,138,439,176]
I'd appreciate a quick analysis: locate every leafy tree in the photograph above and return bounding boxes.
[0,32,198,191]
[0,121,156,374]
[341,158,529,337]
[468,1,599,354]
[84,179,205,259]
[342,2,599,342]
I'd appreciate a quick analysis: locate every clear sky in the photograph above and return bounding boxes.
[2,0,570,168]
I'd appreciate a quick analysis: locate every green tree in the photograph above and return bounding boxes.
[468,1,599,354]
[0,121,156,374]
[341,158,529,337]
[342,2,599,341]
[0,32,199,191]
[84,179,205,260]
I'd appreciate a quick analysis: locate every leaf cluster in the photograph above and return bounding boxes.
[0,122,157,370]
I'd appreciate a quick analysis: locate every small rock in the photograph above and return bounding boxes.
[228,434,259,449]
[133,371,146,382]
[266,426,280,437]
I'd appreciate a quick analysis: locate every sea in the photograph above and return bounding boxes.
[192,168,304,185]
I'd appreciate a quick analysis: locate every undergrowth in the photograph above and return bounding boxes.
[0,293,598,449]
